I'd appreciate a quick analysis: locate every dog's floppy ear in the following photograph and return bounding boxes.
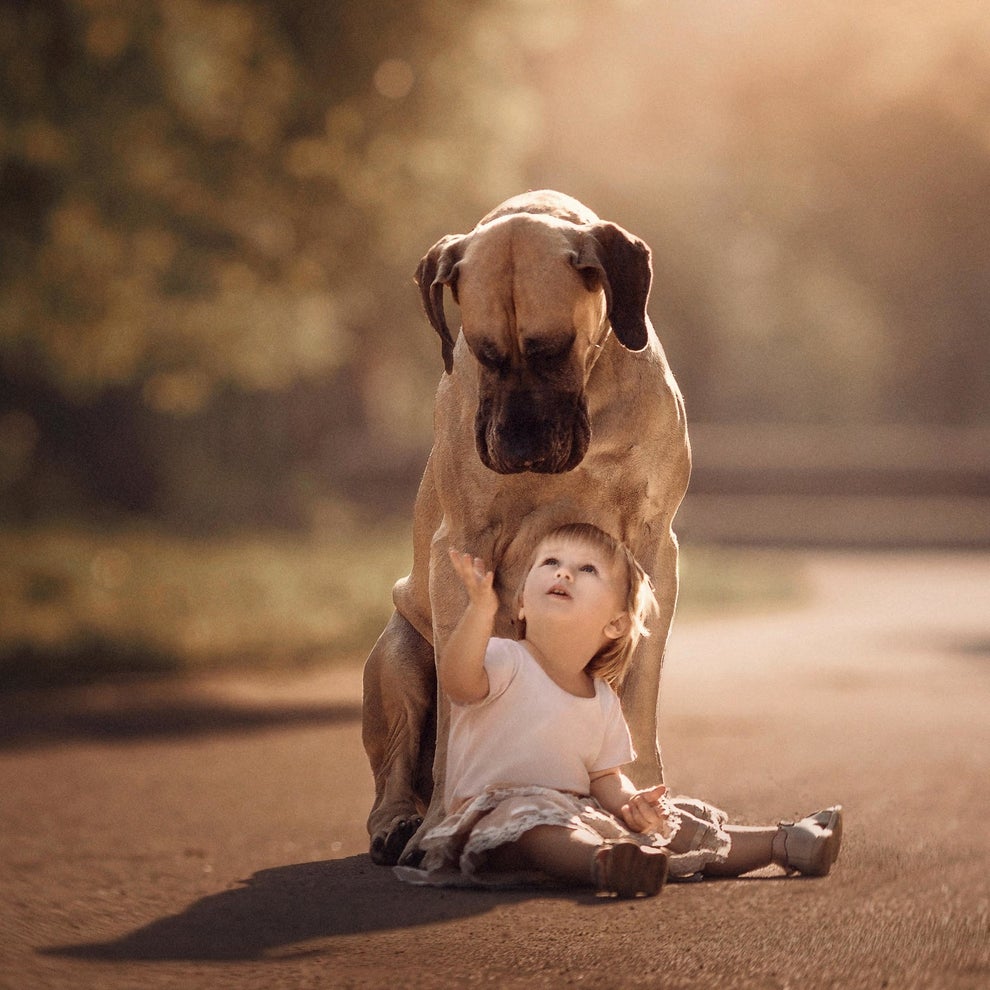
[415,233,468,374]
[571,223,652,351]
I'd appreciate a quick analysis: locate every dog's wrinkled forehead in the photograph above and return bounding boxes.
[455,216,605,347]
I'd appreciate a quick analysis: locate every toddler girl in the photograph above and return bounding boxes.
[395,522,842,897]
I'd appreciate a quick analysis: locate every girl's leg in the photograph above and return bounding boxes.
[488,824,601,884]
[703,807,843,878]
[488,825,668,896]
[498,819,779,881]
[702,825,784,877]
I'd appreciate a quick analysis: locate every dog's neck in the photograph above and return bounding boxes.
[584,323,613,382]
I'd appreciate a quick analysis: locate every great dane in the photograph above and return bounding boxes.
[362,190,690,865]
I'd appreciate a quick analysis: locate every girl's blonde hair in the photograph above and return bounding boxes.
[518,522,660,687]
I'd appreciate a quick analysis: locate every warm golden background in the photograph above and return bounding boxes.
[2,0,987,688]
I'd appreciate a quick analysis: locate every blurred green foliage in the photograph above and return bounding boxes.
[0,0,542,527]
[0,517,800,690]
[0,507,413,688]
[0,0,538,397]
[1,1,988,533]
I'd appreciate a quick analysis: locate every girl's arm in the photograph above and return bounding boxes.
[437,550,499,705]
[590,769,669,834]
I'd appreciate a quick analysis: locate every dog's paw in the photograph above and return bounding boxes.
[369,816,423,866]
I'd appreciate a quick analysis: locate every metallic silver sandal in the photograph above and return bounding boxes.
[777,805,843,876]
[593,841,669,898]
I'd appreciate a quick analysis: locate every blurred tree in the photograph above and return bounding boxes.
[2,0,988,530]
[0,0,543,526]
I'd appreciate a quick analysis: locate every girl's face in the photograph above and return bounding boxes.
[518,536,630,650]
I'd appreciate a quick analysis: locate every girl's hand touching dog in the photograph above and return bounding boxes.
[448,549,497,614]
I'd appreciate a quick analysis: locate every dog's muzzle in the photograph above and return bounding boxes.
[475,389,591,474]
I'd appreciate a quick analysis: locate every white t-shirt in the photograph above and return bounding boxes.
[444,638,635,811]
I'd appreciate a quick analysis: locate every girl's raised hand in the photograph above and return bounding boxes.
[448,549,497,611]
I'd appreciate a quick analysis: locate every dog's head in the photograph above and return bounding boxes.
[415,207,653,474]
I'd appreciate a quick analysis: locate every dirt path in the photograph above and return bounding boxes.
[1,550,988,989]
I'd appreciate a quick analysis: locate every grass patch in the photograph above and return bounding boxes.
[0,519,804,691]
[677,544,807,617]
[0,508,411,690]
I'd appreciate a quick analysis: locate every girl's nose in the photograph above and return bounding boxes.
[555,566,572,581]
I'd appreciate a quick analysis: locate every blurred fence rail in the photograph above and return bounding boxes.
[679,424,990,548]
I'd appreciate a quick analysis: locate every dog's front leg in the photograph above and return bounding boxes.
[620,631,666,787]
[620,533,681,788]
[362,611,437,865]
[396,689,451,866]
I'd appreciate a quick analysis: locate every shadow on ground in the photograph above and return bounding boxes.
[41,855,553,961]
[41,857,781,964]
[0,691,361,750]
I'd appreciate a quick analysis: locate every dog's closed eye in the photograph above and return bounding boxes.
[475,341,511,376]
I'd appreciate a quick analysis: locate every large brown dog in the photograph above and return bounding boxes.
[362,190,691,865]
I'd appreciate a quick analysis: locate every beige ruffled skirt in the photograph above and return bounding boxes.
[394,784,731,889]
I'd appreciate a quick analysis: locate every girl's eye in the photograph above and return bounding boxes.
[541,557,559,568]
[579,564,598,575]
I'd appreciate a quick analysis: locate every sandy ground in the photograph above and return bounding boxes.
[1,550,988,990]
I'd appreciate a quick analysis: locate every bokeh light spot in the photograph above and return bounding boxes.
[373,59,415,100]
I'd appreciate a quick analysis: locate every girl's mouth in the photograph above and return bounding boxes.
[548,584,571,599]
